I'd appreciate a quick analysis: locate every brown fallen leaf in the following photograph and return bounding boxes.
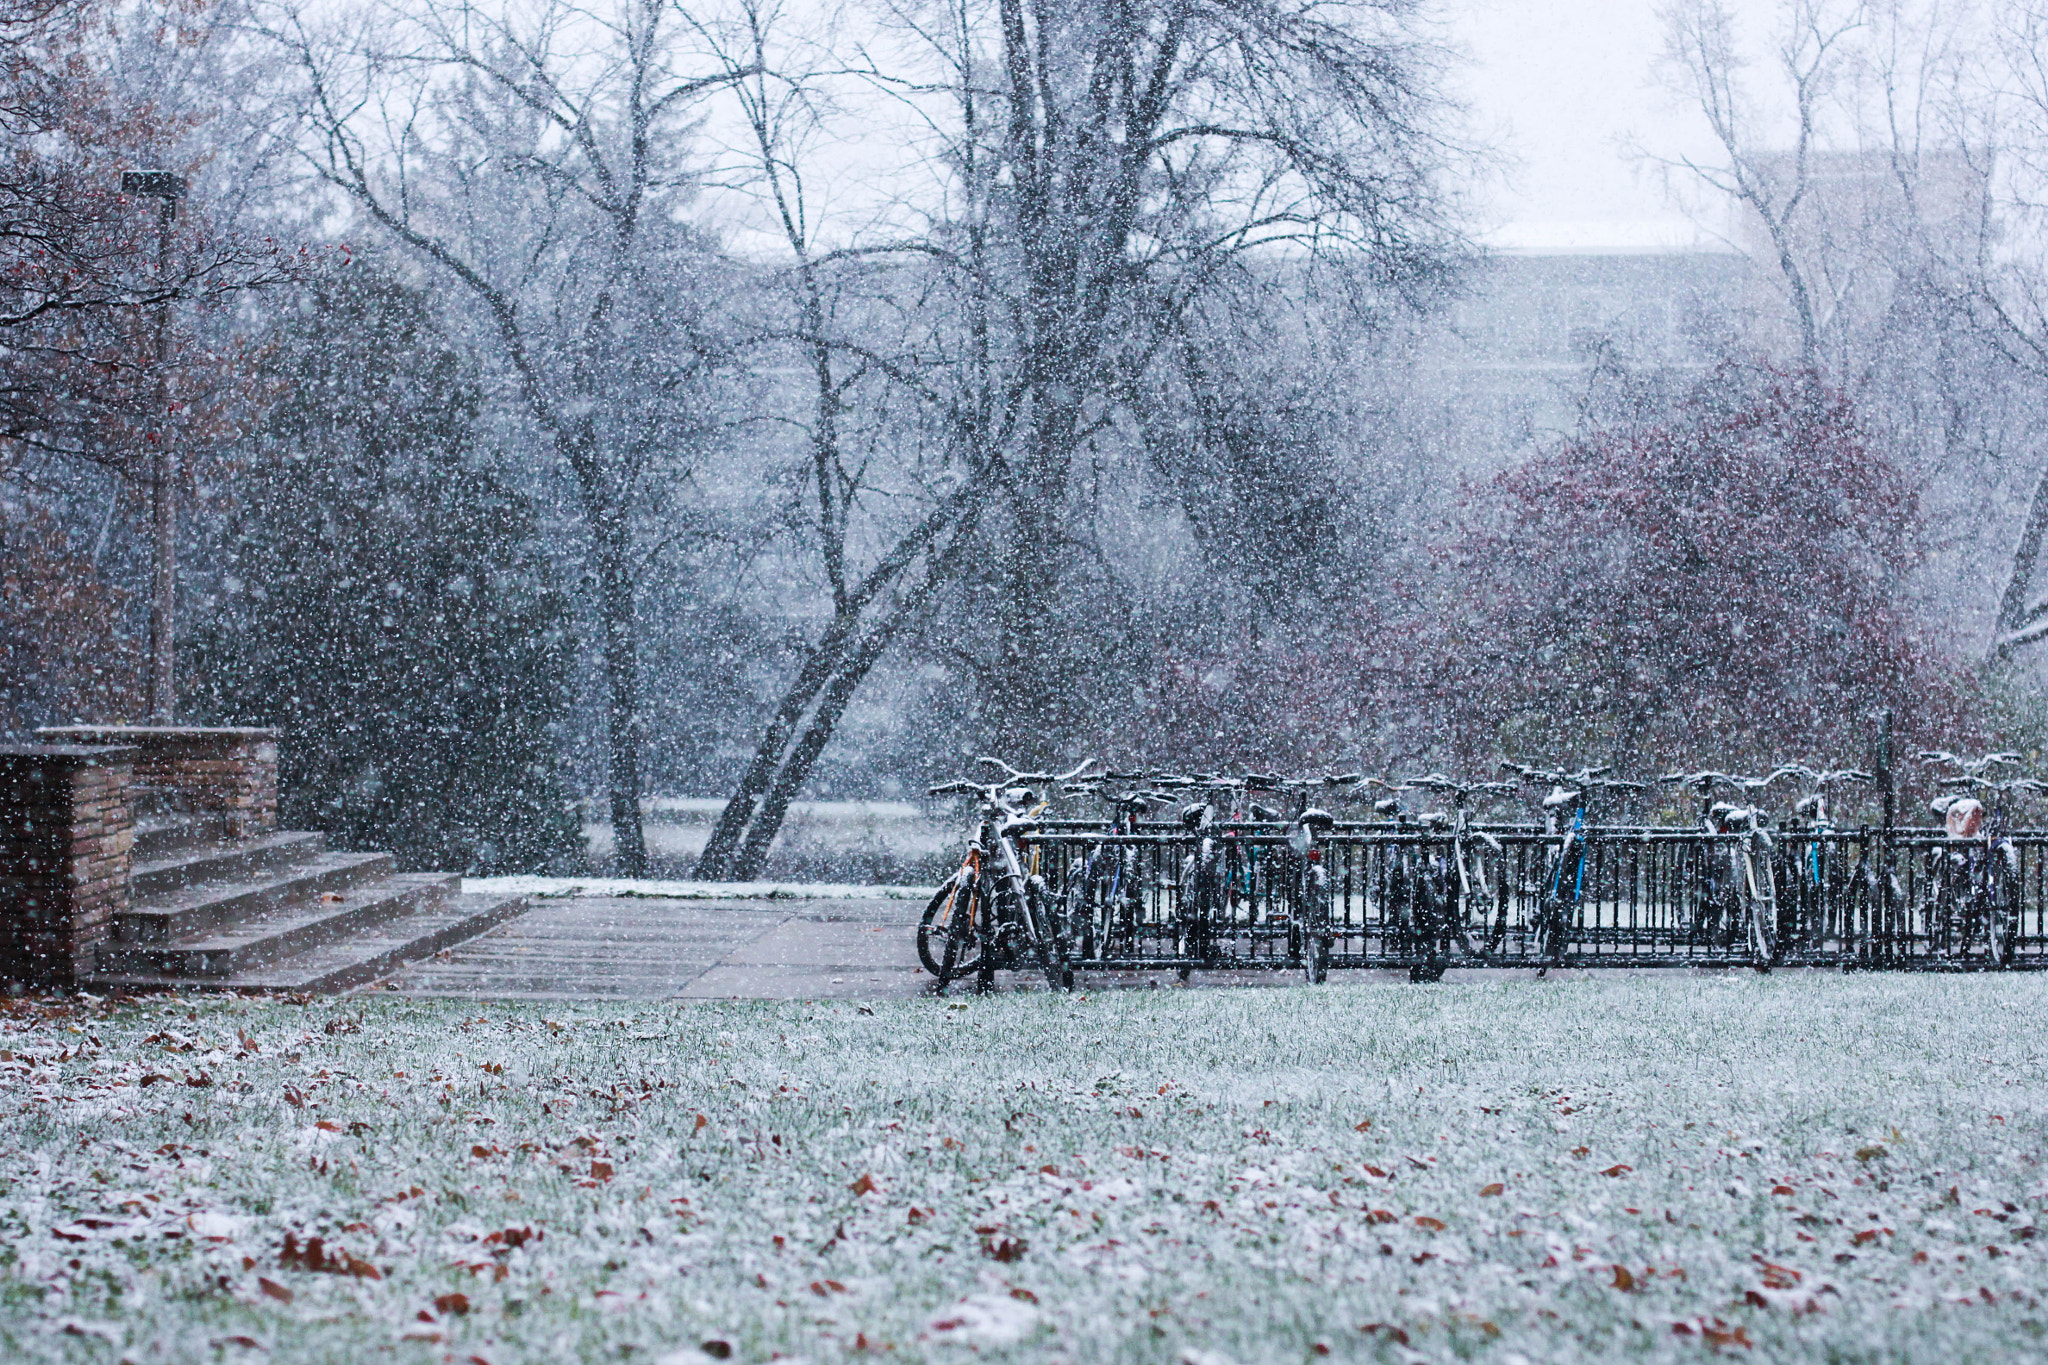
[1354,1119,1373,1132]
[434,1292,471,1316]
[1365,1209,1397,1225]
[589,1161,613,1181]
[849,1173,876,1196]
[693,1114,709,1133]
[1611,1264,1637,1291]
[1600,1164,1632,1177]
[258,1277,293,1304]
[809,1279,847,1296]
[1480,1183,1505,1197]
[1414,1216,1447,1232]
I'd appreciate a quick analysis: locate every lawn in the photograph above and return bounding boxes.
[3,974,2047,1364]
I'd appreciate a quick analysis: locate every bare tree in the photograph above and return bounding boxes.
[841,0,1468,754]
[256,0,749,874]
[1658,0,1870,371]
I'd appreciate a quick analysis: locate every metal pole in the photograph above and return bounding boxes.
[126,171,186,724]
[1877,708,1894,964]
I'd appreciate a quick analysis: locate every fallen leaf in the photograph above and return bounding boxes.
[850,1173,876,1196]
[694,1114,709,1133]
[1600,1164,1632,1177]
[1611,1264,1637,1291]
[257,1278,292,1304]
[1354,1119,1372,1132]
[1414,1216,1446,1232]
[1480,1183,1504,1197]
[434,1292,471,1316]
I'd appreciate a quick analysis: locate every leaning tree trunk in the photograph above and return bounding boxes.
[1991,459,2048,661]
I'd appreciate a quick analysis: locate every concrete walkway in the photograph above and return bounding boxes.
[381,896,930,1000]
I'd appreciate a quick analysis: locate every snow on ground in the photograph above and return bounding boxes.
[462,877,931,900]
[3,976,2047,1363]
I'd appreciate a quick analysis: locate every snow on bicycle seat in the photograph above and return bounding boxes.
[1944,798,1985,840]
[1541,785,1578,810]
[1299,808,1335,830]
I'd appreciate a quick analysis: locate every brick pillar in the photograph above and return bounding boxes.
[38,727,278,839]
[0,745,136,989]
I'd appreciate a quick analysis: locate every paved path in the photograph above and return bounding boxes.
[382,896,930,1000]
[380,894,1667,1000]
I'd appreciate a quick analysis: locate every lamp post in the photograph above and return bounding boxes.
[123,169,187,724]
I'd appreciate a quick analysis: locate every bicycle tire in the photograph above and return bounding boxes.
[1300,864,1330,985]
[918,874,985,986]
[1021,881,1071,992]
[1991,843,2021,967]
[1743,841,1778,969]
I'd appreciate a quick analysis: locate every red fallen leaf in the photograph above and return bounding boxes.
[1611,1265,1637,1291]
[1414,1216,1447,1232]
[1312,1345,1330,1356]
[212,1336,264,1350]
[1361,1165,1389,1179]
[1756,1258,1802,1289]
[1772,1185,1796,1196]
[1851,1229,1880,1246]
[693,1114,709,1133]
[1600,1165,1632,1177]
[589,1161,613,1181]
[482,1227,540,1249]
[1359,1324,1410,1346]
[1571,1146,1590,1158]
[1125,1107,1143,1118]
[258,1277,293,1303]
[1354,1119,1373,1132]
[984,1235,1028,1263]
[1039,1164,1059,1176]
[345,1254,382,1281]
[471,1145,494,1158]
[849,1173,876,1196]
[1009,1287,1038,1303]
[434,1292,471,1316]
[1480,1183,1505,1197]
[808,1280,847,1296]
[187,1073,213,1088]
[314,1121,341,1133]
[138,1074,174,1087]
[1365,1209,1397,1225]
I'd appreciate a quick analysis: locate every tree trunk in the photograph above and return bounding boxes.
[694,630,847,879]
[594,524,647,878]
[1992,459,2048,661]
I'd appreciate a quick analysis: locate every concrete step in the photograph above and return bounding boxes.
[89,891,530,993]
[112,851,397,946]
[133,810,236,861]
[96,873,460,979]
[131,830,328,900]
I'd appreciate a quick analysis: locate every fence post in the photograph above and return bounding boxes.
[1876,710,1894,967]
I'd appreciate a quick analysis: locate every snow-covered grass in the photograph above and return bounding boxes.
[5,976,2048,1364]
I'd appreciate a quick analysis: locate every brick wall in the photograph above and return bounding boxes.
[39,726,277,838]
[0,745,135,988]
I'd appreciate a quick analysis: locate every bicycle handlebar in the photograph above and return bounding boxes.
[1658,769,1785,795]
[976,756,1101,786]
[1919,750,2024,778]
[1502,761,1641,791]
[1776,764,1873,788]
[1398,773,1518,799]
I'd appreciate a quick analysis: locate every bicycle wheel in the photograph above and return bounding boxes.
[1300,864,1331,985]
[1742,842,1777,969]
[1020,880,1071,992]
[1990,844,2021,967]
[917,874,985,987]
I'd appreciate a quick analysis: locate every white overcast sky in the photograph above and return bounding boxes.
[1444,0,1782,246]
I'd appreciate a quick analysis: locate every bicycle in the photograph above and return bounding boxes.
[918,757,1098,993]
[1151,771,1307,979]
[1262,773,1362,983]
[1502,763,1646,973]
[1775,765,1878,955]
[1917,751,2046,966]
[1659,769,1784,968]
[1396,773,1518,980]
[1056,774,1171,967]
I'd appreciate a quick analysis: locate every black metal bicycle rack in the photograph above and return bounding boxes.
[1017,824,2048,974]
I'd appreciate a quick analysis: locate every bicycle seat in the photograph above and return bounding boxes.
[1541,785,1578,811]
[1793,794,1823,819]
[1299,808,1335,831]
[1179,803,1209,831]
[1001,816,1040,838]
[1248,802,1281,822]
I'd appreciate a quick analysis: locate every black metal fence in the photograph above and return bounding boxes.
[1020,824,2048,973]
